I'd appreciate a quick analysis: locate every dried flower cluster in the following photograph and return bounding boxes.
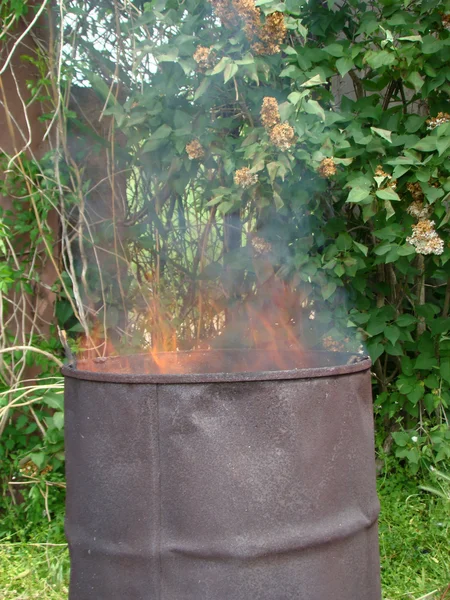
[234,167,258,188]
[407,200,431,220]
[375,165,397,189]
[441,13,450,30]
[406,219,444,255]
[186,139,205,160]
[252,12,287,55]
[407,182,424,202]
[237,0,261,42]
[317,158,337,178]
[427,112,450,130]
[193,46,216,70]
[322,336,346,352]
[20,460,38,477]
[261,97,280,130]
[260,97,295,150]
[251,235,272,254]
[208,0,286,55]
[18,461,53,478]
[269,123,295,151]
[209,0,239,27]
[375,165,390,178]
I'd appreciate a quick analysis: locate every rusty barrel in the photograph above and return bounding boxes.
[63,352,381,600]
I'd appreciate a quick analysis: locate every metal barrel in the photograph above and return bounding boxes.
[63,353,381,600]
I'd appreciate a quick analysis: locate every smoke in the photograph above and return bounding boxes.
[59,0,365,372]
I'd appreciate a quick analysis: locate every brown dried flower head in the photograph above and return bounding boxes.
[20,461,39,477]
[233,0,261,41]
[251,235,272,254]
[193,46,216,71]
[406,219,444,255]
[407,182,424,202]
[186,139,205,160]
[269,123,295,151]
[374,165,397,189]
[209,0,240,27]
[427,112,450,130]
[208,0,285,55]
[252,11,286,55]
[441,13,450,30]
[234,167,258,188]
[375,165,390,179]
[322,335,345,352]
[261,97,280,130]
[318,158,337,178]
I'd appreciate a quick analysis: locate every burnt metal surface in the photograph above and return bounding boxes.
[64,355,381,600]
[62,349,370,384]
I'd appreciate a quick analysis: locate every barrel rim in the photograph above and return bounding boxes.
[61,351,371,384]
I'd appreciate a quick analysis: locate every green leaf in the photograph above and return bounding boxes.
[301,74,326,87]
[367,340,384,363]
[323,43,344,57]
[322,281,337,300]
[384,199,395,219]
[422,35,443,55]
[384,325,400,346]
[53,412,64,430]
[303,99,325,121]
[370,127,392,143]
[353,241,368,256]
[436,137,450,156]
[364,50,396,69]
[407,386,424,405]
[42,391,64,411]
[29,452,46,470]
[194,78,211,101]
[440,358,450,383]
[424,374,439,389]
[413,137,437,152]
[401,356,414,376]
[224,62,238,83]
[414,353,436,370]
[211,56,231,75]
[374,243,391,256]
[266,161,279,183]
[376,187,400,201]
[397,245,415,256]
[405,115,426,133]
[347,187,371,203]
[335,57,354,77]
[399,35,422,42]
[151,124,172,140]
[392,164,410,179]
[406,71,424,92]
[288,90,308,105]
[392,431,410,447]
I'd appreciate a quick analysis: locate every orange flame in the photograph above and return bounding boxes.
[78,247,306,375]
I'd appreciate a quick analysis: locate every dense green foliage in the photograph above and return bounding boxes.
[0,0,449,542]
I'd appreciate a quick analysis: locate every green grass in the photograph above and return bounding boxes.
[0,542,69,599]
[378,471,450,600]
[0,471,448,600]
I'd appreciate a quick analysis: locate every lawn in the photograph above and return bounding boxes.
[0,472,448,600]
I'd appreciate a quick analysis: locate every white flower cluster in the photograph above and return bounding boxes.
[406,219,444,255]
[406,200,431,220]
[426,112,450,130]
